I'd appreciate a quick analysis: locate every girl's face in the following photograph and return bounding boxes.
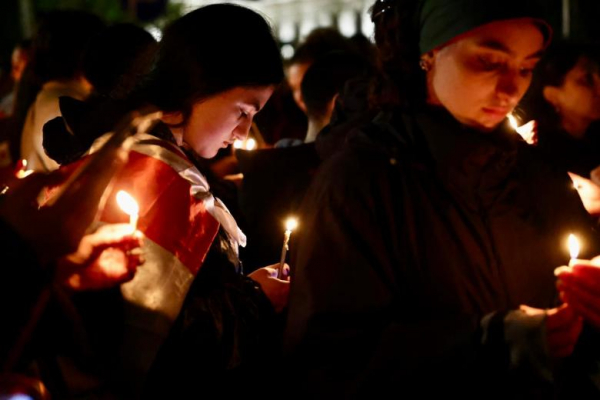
[424,19,545,131]
[544,56,600,126]
[167,85,274,158]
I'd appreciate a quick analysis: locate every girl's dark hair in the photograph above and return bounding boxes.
[31,10,106,84]
[82,23,157,100]
[144,4,284,124]
[521,42,600,126]
[370,0,424,109]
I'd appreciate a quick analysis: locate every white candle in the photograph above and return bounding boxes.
[278,217,298,278]
[116,190,139,231]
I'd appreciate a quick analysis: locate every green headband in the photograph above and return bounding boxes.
[418,0,552,54]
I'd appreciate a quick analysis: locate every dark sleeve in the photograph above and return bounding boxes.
[284,149,552,397]
[144,231,283,398]
[0,217,47,367]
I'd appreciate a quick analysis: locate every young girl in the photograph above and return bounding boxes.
[44,4,288,397]
[285,0,600,397]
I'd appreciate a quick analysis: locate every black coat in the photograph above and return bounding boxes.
[285,106,600,398]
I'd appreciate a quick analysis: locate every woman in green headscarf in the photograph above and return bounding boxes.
[285,0,600,397]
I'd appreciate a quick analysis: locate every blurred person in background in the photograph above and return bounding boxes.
[20,10,105,172]
[522,42,600,179]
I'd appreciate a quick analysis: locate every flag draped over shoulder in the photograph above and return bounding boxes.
[50,132,243,388]
[95,133,223,382]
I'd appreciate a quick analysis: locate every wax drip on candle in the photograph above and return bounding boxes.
[116,190,139,230]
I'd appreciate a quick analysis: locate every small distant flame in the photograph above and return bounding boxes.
[233,138,257,151]
[285,217,298,232]
[568,234,580,260]
[16,159,33,179]
[245,138,257,151]
[116,190,139,217]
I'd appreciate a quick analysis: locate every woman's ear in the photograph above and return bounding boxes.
[543,86,560,110]
[160,111,185,145]
[420,51,435,72]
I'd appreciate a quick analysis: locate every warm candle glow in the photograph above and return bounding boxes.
[278,217,299,278]
[508,114,519,130]
[245,138,257,151]
[116,190,139,216]
[16,159,33,179]
[508,113,536,145]
[116,190,139,230]
[233,140,243,149]
[285,217,298,232]
[568,234,580,260]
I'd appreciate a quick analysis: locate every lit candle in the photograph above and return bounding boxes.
[116,190,139,231]
[278,217,298,278]
[233,138,257,151]
[568,233,580,267]
[508,113,536,145]
[15,159,33,179]
[245,138,257,151]
[555,233,582,276]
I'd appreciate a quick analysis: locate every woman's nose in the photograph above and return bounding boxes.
[496,69,526,105]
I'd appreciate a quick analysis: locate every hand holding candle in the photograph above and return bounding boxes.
[554,234,600,330]
[278,217,298,279]
[116,190,139,232]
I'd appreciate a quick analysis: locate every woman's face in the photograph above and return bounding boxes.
[425,19,545,131]
[544,56,600,125]
[168,85,275,158]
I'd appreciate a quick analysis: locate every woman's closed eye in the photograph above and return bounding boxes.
[477,55,506,72]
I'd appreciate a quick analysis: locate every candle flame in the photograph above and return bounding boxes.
[508,113,536,145]
[246,138,257,150]
[285,217,298,232]
[233,140,243,149]
[508,114,519,130]
[116,190,139,216]
[568,234,580,260]
[16,159,33,179]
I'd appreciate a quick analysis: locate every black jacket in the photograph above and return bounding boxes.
[285,106,600,398]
